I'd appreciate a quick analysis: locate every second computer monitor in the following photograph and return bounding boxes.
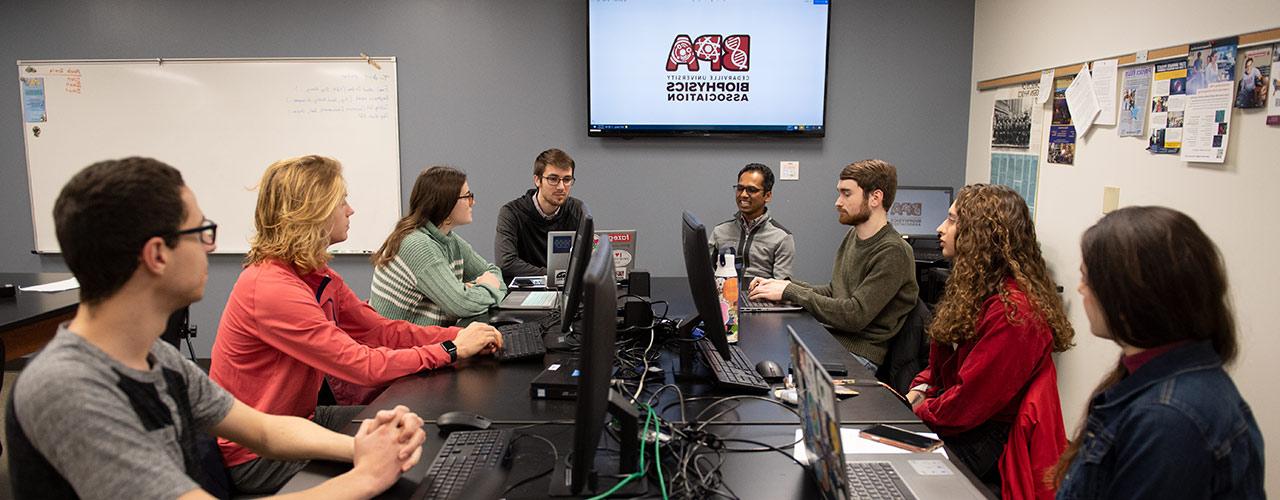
[681,211,732,360]
[889,186,953,239]
[560,215,595,334]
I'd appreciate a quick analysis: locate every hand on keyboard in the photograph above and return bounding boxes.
[455,323,503,358]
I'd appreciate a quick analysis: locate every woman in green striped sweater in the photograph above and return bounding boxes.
[370,166,506,326]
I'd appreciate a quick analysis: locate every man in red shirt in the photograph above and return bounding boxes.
[210,155,503,494]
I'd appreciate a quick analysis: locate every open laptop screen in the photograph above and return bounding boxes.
[789,327,850,500]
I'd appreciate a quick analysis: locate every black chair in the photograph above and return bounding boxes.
[875,299,932,396]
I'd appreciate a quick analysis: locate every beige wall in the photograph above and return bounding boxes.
[967,0,1279,493]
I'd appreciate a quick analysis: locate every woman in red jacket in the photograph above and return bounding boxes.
[906,184,1074,497]
[210,155,503,495]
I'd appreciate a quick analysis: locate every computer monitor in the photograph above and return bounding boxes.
[681,211,732,360]
[560,215,595,334]
[888,186,954,239]
[568,237,615,494]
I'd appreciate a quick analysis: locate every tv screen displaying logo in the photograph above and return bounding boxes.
[589,0,829,136]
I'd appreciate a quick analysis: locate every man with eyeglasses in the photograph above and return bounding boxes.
[8,157,426,500]
[710,163,796,281]
[495,148,589,282]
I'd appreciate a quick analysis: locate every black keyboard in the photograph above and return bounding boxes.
[495,322,546,361]
[845,461,915,500]
[694,338,770,393]
[413,429,513,500]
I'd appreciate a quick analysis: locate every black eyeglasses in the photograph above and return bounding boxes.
[733,184,764,195]
[540,175,575,186]
[458,192,476,204]
[169,219,217,246]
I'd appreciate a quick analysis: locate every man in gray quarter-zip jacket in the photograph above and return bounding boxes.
[709,163,796,281]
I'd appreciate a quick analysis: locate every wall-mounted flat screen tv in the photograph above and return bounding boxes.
[588,0,830,137]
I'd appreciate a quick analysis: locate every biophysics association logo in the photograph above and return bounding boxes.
[664,34,750,102]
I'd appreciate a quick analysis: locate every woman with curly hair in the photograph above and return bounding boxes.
[906,184,1074,497]
[1052,207,1263,499]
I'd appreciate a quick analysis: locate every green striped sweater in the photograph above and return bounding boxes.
[370,223,506,327]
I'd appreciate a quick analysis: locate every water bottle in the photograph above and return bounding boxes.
[715,247,740,343]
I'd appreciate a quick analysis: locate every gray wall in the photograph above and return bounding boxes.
[0,1,974,357]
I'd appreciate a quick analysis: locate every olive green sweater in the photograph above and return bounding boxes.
[782,223,918,365]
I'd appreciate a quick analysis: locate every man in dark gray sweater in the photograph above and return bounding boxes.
[748,159,918,372]
[495,148,588,281]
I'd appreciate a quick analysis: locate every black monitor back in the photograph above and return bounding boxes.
[560,215,595,333]
[569,238,616,493]
[681,212,731,359]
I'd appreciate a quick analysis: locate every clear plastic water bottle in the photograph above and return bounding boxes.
[715,247,740,343]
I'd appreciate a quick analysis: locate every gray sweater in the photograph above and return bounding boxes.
[782,223,918,365]
[709,211,796,280]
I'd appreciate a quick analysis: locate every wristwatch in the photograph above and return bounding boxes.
[441,340,458,363]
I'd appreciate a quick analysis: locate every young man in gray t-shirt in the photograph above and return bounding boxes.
[8,158,427,499]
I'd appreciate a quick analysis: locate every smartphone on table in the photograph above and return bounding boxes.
[859,424,944,452]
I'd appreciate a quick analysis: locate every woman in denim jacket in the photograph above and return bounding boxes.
[1053,206,1264,499]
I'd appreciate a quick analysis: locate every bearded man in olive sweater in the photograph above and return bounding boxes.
[749,159,918,372]
[495,148,589,281]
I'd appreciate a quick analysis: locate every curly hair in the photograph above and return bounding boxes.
[927,184,1074,352]
[245,155,346,273]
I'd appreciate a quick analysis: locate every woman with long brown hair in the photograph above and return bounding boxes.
[1052,206,1263,499]
[906,184,1074,497]
[369,166,505,326]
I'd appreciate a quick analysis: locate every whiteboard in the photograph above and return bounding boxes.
[17,57,401,253]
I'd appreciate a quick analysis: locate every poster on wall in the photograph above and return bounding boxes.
[1148,60,1187,154]
[1270,44,1280,125]
[1119,65,1152,137]
[1091,59,1119,125]
[990,153,1039,219]
[991,82,1044,150]
[1182,37,1237,163]
[1048,77,1077,165]
[1235,45,1271,109]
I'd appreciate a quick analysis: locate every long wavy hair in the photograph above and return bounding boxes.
[245,155,346,273]
[928,184,1074,352]
[371,166,467,267]
[1050,206,1236,486]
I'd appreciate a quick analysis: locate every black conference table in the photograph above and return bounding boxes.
[281,278,990,498]
[0,273,79,363]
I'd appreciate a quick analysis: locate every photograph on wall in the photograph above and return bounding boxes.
[1270,44,1280,125]
[1187,37,1237,96]
[1119,65,1152,137]
[1182,38,1237,163]
[21,77,47,123]
[1047,125,1076,165]
[991,82,1044,152]
[1235,46,1272,109]
[992,97,1034,148]
[1148,60,1186,154]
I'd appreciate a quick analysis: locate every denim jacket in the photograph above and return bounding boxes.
[1056,341,1264,499]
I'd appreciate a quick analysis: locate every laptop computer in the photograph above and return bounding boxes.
[547,230,638,287]
[788,327,985,500]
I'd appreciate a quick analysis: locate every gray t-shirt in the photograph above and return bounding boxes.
[12,326,235,499]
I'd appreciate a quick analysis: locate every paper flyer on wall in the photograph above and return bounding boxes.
[1182,38,1237,163]
[1119,65,1152,137]
[1235,45,1272,109]
[1066,65,1101,135]
[1091,59,1119,125]
[1148,60,1187,154]
[21,77,47,123]
[1270,44,1280,125]
[990,153,1039,219]
[1048,77,1077,165]
[991,82,1044,151]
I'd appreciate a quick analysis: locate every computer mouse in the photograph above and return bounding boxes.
[436,411,492,436]
[755,360,785,382]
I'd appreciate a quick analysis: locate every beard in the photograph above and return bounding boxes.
[838,203,871,226]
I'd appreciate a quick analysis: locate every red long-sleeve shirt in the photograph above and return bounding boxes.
[910,280,1053,436]
[210,260,459,467]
